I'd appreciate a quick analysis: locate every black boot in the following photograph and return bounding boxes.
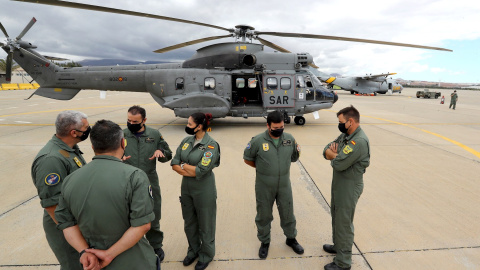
[195,261,209,270]
[324,262,351,270]
[258,242,270,259]
[322,244,337,254]
[154,247,165,262]
[183,254,198,266]
[286,238,304,254]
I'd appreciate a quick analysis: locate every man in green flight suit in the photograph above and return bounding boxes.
[123,105,172,261]
[243,111,304,259]
[55,119,159,270]
[322,106,370,270]
[31,110,90,270]
[449,90,458,110]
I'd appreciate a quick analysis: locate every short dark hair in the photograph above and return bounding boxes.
[90,120,123,154]
[190,112,213,131]
[267,111,284,125]
[128,105,146,119]
[337,105,360,123]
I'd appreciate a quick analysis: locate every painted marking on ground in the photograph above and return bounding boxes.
[0,103,156,118]
[14,121,32,124]
[364,115,480,159]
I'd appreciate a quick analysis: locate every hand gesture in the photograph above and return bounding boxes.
[149,150,165,160]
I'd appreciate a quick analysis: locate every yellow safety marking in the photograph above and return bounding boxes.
[54,88,62,92]
[0,103,156,118]
[364,115,480,159]
[325,77,336,84]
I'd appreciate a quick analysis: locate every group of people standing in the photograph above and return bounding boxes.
[31,105,369,270]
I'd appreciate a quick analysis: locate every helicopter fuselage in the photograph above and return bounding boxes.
[7,42,337,123]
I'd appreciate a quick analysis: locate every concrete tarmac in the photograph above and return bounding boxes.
[0,88,479,269]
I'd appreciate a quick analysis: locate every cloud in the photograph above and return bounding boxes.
[1,0,479,83]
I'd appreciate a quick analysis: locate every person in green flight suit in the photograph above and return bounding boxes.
[171,113,220,270]
[31,110,92,270]
[243,111,304,259]
[322,106,370,270]
[449,90,458,110]
[123,105,172,261]
[55,119,159,270]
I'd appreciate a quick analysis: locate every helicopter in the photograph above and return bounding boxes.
[312,69,404,95]
[2,0,451,125]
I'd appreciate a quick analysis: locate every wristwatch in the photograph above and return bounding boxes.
[181,163,184,169]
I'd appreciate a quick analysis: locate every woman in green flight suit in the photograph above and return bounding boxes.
[171,113,220,270]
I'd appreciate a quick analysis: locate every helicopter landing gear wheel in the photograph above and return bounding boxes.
[350,91,355,95]
[294,116,305,125]
[284,113,291,124]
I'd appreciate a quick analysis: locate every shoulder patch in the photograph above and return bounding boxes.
[246,142,251,150]
[58,149,70,158]
[45,173,61,186]
[182,143,189,150]
[343,145,353,155]
[148,185,154,199]
[207,145,215,149]
[201,157,212,166]
[351,140,356,145]
[204,151,213,158]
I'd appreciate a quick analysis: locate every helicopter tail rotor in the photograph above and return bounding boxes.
[1,18,37,81]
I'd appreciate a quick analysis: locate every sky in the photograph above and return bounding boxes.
[1,0,479,84]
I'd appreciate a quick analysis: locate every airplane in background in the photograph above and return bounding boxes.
[311,68,403,95]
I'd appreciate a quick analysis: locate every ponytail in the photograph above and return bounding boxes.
[190,112,213,131]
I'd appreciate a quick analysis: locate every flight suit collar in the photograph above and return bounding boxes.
[92,155,123,162]
[51,134,82,154]
[345,126,362,141]
[186,132,213,146]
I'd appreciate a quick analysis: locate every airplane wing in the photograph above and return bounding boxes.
[359,72,397,80]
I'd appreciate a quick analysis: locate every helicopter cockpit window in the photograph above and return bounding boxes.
[204,77,215,90]
[305,76,313,88]
[176,77,184,90]
[296,76,305,88]
[248,78,257,88]
[280,77,291,90]
[236,78,245,88]
[266,77,278,90]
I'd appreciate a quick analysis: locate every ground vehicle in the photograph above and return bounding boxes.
[416,89,441,99]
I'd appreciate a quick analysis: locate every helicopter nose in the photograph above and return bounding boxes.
[333,92,339,103]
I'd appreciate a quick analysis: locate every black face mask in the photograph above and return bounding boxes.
[338,121,350,134]
[127,122,143,133]
[77,126,91,141]
[185,125,198,135]
[270,128,284,137]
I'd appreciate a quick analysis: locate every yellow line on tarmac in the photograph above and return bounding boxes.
[363,115,480,159]
[0,103,157,118]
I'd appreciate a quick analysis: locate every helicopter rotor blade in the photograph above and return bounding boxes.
[16,17,37,40]
[0,21,9,38]
[257,37,291,53]
[6,52,13,81]
[154,34,232,53]
[257,31,452,52]
[13,0,231,32]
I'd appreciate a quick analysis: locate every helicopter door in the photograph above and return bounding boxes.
[263,75,294,108]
